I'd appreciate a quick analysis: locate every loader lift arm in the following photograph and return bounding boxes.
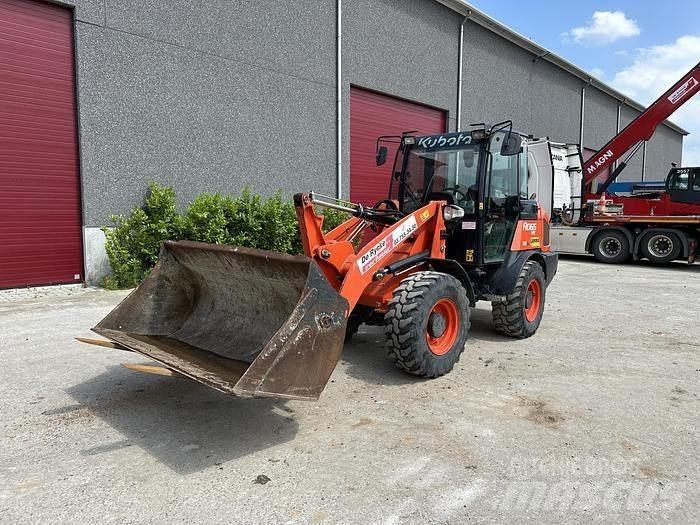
[295,192,449,312]
[584,62,700,195]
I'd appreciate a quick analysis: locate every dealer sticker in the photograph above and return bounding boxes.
[357,216,418,275]
[668,77,698,104]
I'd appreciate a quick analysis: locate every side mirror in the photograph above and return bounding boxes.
[500,132,521,156]
[376,146,388,166]
[463,149,475,168]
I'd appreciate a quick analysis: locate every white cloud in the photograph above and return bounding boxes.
[590,67,605,79]
[561,11,640,46]
[614,49,629,56]
[610,35,700,166]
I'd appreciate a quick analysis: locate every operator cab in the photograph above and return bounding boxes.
[666,166,700,204]
[377,123,535,267]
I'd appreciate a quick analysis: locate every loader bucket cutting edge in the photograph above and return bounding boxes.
[93,240,348,400]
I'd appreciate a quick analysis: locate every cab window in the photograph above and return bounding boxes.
[669,169,690,190]
[692,168,700,191]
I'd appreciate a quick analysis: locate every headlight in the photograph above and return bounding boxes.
[443,204,465,221]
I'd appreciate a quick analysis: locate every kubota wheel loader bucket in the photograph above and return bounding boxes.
[93,241,348,400]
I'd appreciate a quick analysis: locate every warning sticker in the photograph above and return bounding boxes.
[357,216,418,275]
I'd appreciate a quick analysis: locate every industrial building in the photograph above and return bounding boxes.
[0,0,687,287]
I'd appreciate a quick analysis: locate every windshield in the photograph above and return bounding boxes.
[399,144,482,214]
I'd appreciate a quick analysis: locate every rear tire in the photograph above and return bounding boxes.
[384,271,470,378]
[641,231,681,264]
[591,230,630,264]
[492,260,546,339]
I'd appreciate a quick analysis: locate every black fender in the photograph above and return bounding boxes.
[585,226,634,255]
[488,250,558,296]
[634,227,691,258]
[426,258,476,306]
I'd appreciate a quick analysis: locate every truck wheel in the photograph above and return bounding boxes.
[492,260,545,339]
[384,271,470,378]
[641,231,681,264]
[591,230,630,264]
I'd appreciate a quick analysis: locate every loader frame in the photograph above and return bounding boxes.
[295,192,448,312]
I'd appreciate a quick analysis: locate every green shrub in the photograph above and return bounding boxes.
[177,192,238,245]
[102,182,180,289]
[102,183,351,289]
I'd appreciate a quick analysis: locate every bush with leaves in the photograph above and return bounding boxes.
[101,183,180,289]
[101,183,351,289]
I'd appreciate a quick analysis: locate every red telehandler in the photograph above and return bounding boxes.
[550,62,700,264]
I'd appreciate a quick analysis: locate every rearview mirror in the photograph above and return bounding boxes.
[376,146,388,166]
[463,149,474,168]
[500,132,521,156]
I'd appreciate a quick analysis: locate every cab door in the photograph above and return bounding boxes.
[482,131,524,263]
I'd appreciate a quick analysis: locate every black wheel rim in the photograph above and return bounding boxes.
[601,237,622,258]
[648,234,673,258]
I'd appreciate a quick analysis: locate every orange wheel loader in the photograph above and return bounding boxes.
[79,122,557,401]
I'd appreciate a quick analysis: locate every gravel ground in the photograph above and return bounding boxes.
[0,257,697,524]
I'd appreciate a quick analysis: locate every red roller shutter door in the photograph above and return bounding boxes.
[0,0,82,288]
[349,87,446,206]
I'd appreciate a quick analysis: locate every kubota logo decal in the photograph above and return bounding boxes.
[416,133,472,149]
[357,216,418,275]
[523,222,538,232]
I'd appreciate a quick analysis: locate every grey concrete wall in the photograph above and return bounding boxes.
[68,0,336,226]
[583,87,618,151]
[460,21,582,144]
[644,123,683,182]
[460,21,535,135]
[614,105,644,182]
[342,0,461,197]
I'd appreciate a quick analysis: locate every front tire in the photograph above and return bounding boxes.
[384,271,470,378]
[492,260,546,339]
[591,230,630,264]
[641,231,681,264]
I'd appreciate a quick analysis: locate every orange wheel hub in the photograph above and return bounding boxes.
[524,279,542,322]
[426,298,460,356]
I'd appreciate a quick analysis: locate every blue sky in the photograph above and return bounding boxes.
[467,0,700,166]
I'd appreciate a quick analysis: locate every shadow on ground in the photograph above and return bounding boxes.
[340,327,421,387]
[341,307,512,385]
[66,366,299,475]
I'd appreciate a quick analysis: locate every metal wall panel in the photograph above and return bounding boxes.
[0,0,83,287]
